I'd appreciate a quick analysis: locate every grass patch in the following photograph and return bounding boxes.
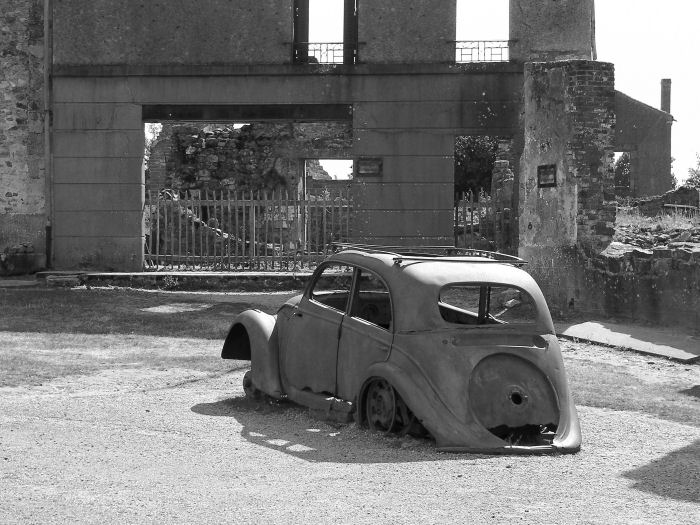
[0,288,260,339]
[615,206,698,231]
[0,288,278,388]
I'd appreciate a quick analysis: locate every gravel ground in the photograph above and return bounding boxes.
[1,333,698,524]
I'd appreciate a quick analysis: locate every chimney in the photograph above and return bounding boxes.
[660,79,672,113]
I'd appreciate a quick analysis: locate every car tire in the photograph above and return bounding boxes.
[242,370,262,400]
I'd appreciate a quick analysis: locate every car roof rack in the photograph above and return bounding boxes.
[333,243,527,266]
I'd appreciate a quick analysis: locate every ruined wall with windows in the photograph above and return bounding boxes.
[0,0,46,275]
[615,92,674,197]
[5,0,676,292]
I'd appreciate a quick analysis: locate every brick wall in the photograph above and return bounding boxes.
[0,0,46,274]
[565,62,617,253]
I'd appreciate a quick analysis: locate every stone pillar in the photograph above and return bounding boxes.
[491,159,515,253]
[0,0,47,275]
[519,60,616,314]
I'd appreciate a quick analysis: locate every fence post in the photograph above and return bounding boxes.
[250,191,256,262]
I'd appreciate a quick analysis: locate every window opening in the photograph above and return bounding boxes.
[455,0,509,63]
[439,284,537,326]
[310,263,354,312]
[454,135,502,251]
[613,151,632,198]
[305,159,353,182]
[350,269,392,330]
[142,120,354,272]
[295,0,357,64]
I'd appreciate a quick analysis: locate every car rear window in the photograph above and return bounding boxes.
[439,284,537,325]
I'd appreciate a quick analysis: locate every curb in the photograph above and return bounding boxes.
[35,271,312,292]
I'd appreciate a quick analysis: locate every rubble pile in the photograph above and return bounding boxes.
[613,224,700,250]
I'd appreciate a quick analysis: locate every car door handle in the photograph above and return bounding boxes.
[294,312,303,317]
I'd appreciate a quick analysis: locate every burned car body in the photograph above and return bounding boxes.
[222,246,581,454]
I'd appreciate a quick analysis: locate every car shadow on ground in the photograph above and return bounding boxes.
[623,439,700,504]
[191,397,479,464]
[679,385,700,399]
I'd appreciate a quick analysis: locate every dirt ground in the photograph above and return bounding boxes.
[1,289,698,524]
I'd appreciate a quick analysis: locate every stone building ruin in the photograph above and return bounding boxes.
[146,122,353,193]
[0,0,683,321]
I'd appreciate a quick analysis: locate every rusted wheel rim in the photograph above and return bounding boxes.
[366,379,397,433]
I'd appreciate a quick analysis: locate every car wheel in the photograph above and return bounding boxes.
[366,378,422,435]
[242,370,262,400]
[366,379,397,432]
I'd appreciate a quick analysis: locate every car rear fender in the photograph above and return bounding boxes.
[356,362,500,447]
[221,310,283,398]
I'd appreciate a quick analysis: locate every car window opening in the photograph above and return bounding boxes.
[350,269,392,330]
[310,264,354,312]
[439,284,537,326]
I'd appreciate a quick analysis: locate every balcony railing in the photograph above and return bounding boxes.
[294,42,349,65]
[456,40,510,63]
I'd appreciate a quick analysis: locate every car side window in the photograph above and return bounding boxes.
[309,263,354,313]
[350,269,392,330]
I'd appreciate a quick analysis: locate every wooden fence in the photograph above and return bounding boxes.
[144,188,353,271]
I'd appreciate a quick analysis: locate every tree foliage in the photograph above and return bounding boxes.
[613,152,631,196]
[454,136,499,197]
[686,154,700,188]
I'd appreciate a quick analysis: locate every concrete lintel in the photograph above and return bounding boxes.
[53,62,523,78]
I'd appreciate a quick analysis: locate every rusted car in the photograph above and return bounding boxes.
[222,246,581,454]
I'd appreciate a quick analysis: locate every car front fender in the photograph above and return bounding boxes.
[221,310,283,399]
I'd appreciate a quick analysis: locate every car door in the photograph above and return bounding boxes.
[279,263,354,395]
[335,267,393,402]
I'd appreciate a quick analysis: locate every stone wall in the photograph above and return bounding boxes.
[0,0,46,275]
[630,186,700,217]
[53,0,293,66]
[576,243,700,333]
[147,122,353,193]
[360,0,455,64]
[510,0,596,62]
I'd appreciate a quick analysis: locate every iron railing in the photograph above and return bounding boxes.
[143,188,509,271]
[144,188,354,271]
[454,190,509,251]
[294,42,347,64]
[455,40,510,63]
